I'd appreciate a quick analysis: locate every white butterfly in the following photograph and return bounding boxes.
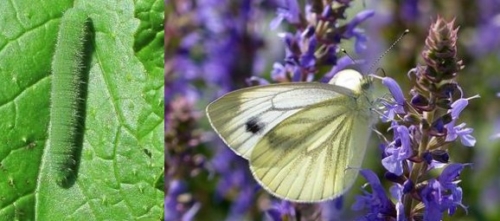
[206,69,375,202]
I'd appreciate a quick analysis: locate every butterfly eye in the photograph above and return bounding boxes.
[361,80,372,91]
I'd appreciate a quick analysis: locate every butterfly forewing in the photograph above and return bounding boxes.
[206,83,348,159]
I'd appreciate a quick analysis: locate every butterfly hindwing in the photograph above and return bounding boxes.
[249,93,372,202]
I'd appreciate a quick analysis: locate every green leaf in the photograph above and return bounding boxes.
[0,1,164,220]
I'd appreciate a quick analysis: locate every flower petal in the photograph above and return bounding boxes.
[382,77,406,105]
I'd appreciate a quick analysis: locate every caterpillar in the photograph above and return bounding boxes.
[48,8,93,188]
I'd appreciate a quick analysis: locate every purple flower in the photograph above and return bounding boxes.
[169,1,268,219]
[321,56,357,83]
[449,98,468,119]
[166,96,205,220]
[210,147,257,218]
[470,18,500,57]
[275,29,319,82]
[352,170,395,220]
[447,95,479,118]
[381,101,405,123]
[167,32,204,105]
[299,33,317,69]
[470,0,500,56]
[400,0,419,22]
[381,125,413,175]
[429,116,447,137]
[270,0,301,29]
[269,2,373,83]
[438,164,470,187]
[445,122,476,146]
[321,197,344,220]
[170,0,266,98]
[374,76,406,122]
[420,164,470,220]
[344,10,376,38]
[444,95,479,146]
[227,186,257,220]
[352,29,369,53]
[265,200,296,221]
[409,93,431,112]
[165,180,200,221]
[382,77,406,105]
[423,151,448,171]
[343,10,375,53]
[165,74,199,105]
[420,180,446,221]
[271,62,287,82]
[389,184,406,221]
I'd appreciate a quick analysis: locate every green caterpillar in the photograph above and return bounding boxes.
[48,8,92,188]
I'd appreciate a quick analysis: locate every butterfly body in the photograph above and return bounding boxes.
[206,69,374,202]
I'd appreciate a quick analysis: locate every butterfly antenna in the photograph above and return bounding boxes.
[367,29,409,75]
[341,48,357,64]
[374,67,387,77]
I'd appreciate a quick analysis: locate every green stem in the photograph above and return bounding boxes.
[403,110,434,218]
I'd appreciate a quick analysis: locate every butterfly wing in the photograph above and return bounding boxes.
[207,69,374,202]
[206,83,355,159]
[249,91,373,202]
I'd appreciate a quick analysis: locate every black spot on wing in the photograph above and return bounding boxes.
[245,117,265,134]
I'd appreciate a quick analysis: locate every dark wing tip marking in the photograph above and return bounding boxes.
[245,117,265,134]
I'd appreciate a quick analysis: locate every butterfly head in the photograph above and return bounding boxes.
[360,75,374,93]
[328,69,373,95]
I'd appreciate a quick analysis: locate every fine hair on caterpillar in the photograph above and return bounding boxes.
[48,8,94,188]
